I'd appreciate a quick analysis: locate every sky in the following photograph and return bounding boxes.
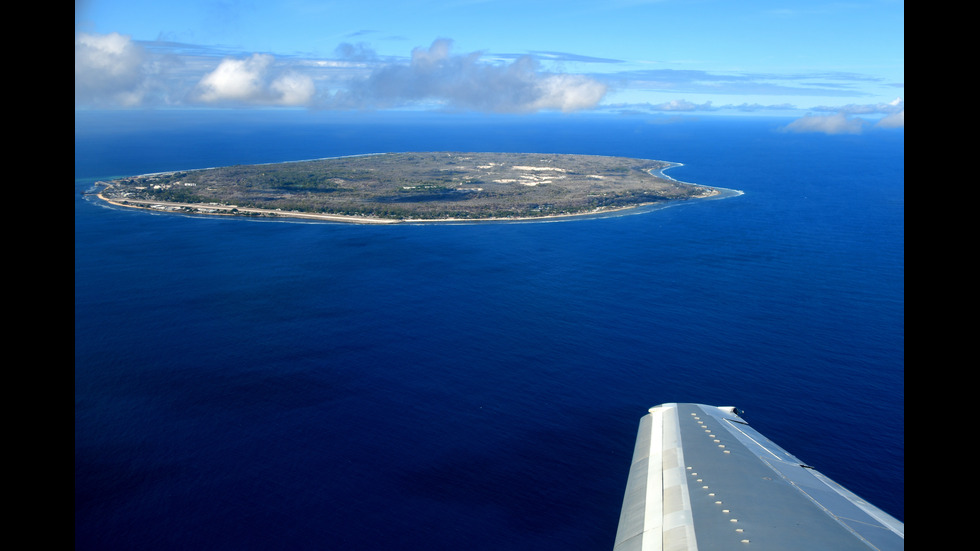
[75,0,904,131]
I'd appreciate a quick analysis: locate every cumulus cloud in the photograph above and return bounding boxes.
[330,39,606,112]
[196,54,269,102]
[782,97,904,133]
[75,34,605,113]
[781,112,867,134]
[195,54,315,106]
[529,73,608,112]
[875,109,904,128]
[270,72,317,106]
[874,98,904,128]
[75,32,148,106]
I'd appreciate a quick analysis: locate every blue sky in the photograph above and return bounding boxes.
[75,0,904,131]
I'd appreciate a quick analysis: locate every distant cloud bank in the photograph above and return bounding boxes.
[780,98,904,134]
[74,31,903,128]
[781,112,867,134]
[329,39,607,112]
[75,33,606,113]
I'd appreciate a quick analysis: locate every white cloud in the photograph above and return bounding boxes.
[76,36,597,112]
[271,72,317,106]
[330,39,607,113]
[532,74,607,112]
[195,54,315,106]
[783,97,905,133]
[197,54,271,102]
[781,112,866,134]
[88,33,905,118]
[812,98,904,116]
[75,32,147,106]
[648,99,716,112]
[875,109,904,129]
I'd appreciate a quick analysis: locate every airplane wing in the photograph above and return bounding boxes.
[613,403,904,551]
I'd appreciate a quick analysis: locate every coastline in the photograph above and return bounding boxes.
[92,155,741,225]
[648,161,685,181]
[96,185,738,224]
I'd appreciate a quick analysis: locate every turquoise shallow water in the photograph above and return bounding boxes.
[75,112,904,549]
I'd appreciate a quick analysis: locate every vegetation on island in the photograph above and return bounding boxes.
[97,152,717,221]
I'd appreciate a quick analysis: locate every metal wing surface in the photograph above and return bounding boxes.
[613,403,904,551]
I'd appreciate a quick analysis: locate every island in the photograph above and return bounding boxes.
[95,152,720,223]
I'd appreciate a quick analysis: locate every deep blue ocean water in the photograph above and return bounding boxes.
[75,111,904,549]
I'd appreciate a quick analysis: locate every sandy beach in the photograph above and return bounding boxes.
[96,187,727,225]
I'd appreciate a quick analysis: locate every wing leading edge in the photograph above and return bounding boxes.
[613,403,904,551]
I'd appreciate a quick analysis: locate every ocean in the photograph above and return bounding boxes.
[75,111,904,550]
